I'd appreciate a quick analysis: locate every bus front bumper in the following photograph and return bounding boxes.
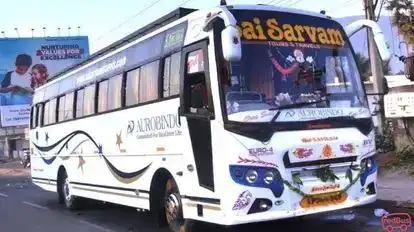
[218,194,376,226]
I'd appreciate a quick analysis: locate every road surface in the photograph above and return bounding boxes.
[0,175,413,232]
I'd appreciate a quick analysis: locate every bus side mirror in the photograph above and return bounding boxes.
[201,8,241,62]
[221,25,242,62]
[345,19,391,61]
[373,32,390,62]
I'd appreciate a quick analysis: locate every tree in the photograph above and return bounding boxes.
[386,0,414,46]
[354,52,392,81]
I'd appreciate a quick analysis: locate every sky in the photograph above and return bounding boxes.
[0,0,390,54]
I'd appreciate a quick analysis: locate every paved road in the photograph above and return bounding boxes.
[0,175,413,232]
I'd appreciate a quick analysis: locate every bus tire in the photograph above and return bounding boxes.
[58,170,79,210]
[164,178,188,232]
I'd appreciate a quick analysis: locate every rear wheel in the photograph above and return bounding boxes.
[58,171,79,210]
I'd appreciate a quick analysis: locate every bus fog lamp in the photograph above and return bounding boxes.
[259,201,270,210]
[263,171,275,184]
[246,170,258,183]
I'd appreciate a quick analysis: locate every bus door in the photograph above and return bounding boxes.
[179,40,216,191]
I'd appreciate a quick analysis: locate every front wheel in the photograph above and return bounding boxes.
[164,179,190,232]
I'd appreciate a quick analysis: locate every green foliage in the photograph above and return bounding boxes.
[393,131,414,165]
[292,173,303,186]
[355,52,392,81]
[386,0,414,45]
[375,121,396,153]
[346,162,362,184]
[315,165,339,182]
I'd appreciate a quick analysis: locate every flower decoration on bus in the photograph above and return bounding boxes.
[322,144,334,158]
[340,143,355,154]
[293,148,313,159]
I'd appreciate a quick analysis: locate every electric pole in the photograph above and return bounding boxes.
[365,0,386,134]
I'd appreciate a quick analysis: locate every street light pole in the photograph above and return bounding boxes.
[365,0,386,134]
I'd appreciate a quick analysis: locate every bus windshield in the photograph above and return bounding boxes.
[222,10,370,123]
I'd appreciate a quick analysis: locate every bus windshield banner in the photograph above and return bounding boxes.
[0,36,90,127]
[232,10,347,49]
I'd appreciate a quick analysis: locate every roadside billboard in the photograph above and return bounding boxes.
[0,36,89,127]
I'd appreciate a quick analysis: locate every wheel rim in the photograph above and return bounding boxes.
[165,193,181,226]
[63,178,71,201]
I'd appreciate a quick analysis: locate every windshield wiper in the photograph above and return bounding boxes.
[269,98,328,123]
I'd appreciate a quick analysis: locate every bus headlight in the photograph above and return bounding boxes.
[366,158,373,169]
[246,170,258,183]
[360,156,377,186]
[229,165,285,198]
[263,171,275,184]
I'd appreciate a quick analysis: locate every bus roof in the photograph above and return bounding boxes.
[229,4,331,20]
[42,4,334,89]
[47,7,196,83]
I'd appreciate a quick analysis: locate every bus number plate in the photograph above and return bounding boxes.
[299,191,347,209]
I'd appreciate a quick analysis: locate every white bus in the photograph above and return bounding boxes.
[29,3,390,232]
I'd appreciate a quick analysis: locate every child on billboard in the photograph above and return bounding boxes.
[0,54,34,105]
[31,64,48,89]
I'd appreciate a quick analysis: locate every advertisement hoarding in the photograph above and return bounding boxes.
[0,36,89,127]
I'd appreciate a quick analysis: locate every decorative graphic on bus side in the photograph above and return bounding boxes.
[293,148,313,159]
[116,130,126,153]
[31,130,152,183]
[321,144,334,158]
[340,143,355,154]
[237,156,277,167]
[232,190,253,211]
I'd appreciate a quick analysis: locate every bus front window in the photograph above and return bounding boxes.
[222,10,370,123]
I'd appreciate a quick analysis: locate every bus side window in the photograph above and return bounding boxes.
[83,84,96,116]
[98,80,109,113]
[49,99,57,125]
[184,49,211,116]
[108,74,122,110]
[30,106,37,129]
[64,92,74,120]
[125,68,140,106]
[139,60,159,103]
[75,89,84,118]
[37,104,43,127]
[163,52,181,97]
[43,101,50,126]
[58,95,66,122]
